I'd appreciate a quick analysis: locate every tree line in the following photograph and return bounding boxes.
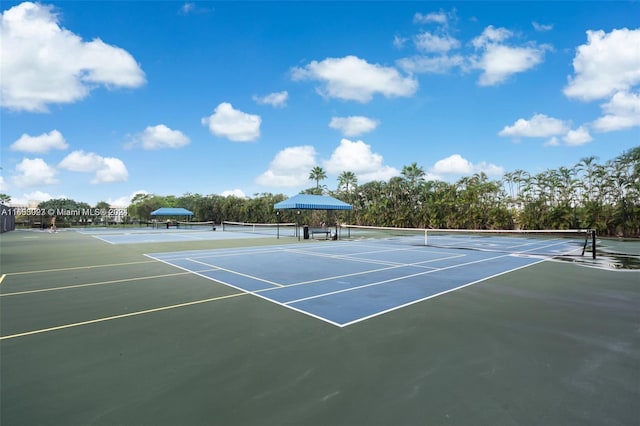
[338,147,638,237]
[6,146,638,237]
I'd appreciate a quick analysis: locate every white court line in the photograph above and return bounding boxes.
[257,253,467,291]
[146,253,343,327]
[90,234,118,244]
[155,243,466,292]
[186,258,285,288]
[151,246,286,261]
[143,239,575,327]
[340,257,548,327]
[280,239,574,307]
[282,245,458,269]
[282,252,517,305]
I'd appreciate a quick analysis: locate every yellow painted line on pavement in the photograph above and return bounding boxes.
[0,272,191,297]
[3,260,158,276]
[0,292,248,341]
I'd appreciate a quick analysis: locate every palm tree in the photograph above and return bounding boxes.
[309,166,327,191]
[337,171,357,193]
[576,156,599,204]
[401,162,425,187]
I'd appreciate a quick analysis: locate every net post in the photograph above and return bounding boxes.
[424,229,428,246]
[591,229,597,259]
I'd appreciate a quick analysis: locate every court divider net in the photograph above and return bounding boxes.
[176,221,217,230]
[338,224,596,257]
[222,221,297,237]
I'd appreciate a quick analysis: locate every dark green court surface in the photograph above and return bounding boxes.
[1,229,638,425]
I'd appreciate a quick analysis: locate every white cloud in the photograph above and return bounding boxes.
[474,161,505,176]
[137,124,190,150]
[109,190,147,207]
[255,146,317,187]
[221,189,247,198]
[500,114,598,147]
[397,9,463,76]
[323,139,399,183]
[470,26,549,86]
[472,26,513,48]
[180,2,195,14]
[0,176,8,192]
[413,12,448,25]
[414,32,460,53]
[0,2,145,112]
[397,54,464,74]
[499,114,570,138]
[393,35,408,49]
[291,55,418,103]
[592,91,640,132]
[201,102,261,142]
[8,190,60,206]
[563,126,593,146]
[544,137,561,147]
[329,116,379,137]
[532,22,553,32]
[430,154,504,177]
[564,28,640,101]
[58,150,104,172]
[9,130,68,153]
[432,154,473,175]
[178,2,211,15]
[253,91,288,108]
[59,150,128,183]
[93,158,128,184]
[12,158,58,187]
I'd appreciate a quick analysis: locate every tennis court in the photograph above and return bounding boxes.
[147,241,561,327]
[77,221,296,244]
[1,228,638,425]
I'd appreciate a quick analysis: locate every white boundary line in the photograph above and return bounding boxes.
[281,245,465,269]
[186,258,285,288]
[339,258,548,327]
[151,246,285,261]
[144,239,579,328]
[145,253,344,327]
[258,253,466,291]
[281,252,517,305]
[154,245,467,292]
[143,246,518,327]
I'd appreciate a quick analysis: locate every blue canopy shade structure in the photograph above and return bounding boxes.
[273,194,352,211]
[150,207,194,216]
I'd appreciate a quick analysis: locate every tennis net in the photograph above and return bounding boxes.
[339,225,596,257]
[222,221,297,237]
[176,221,217,230]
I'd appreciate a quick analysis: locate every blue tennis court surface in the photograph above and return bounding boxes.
[146,240,558,327]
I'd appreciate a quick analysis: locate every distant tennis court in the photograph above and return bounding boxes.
[1,228,638,425]
[78,221,297,244]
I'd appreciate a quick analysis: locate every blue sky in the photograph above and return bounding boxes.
[1,1,639,207]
